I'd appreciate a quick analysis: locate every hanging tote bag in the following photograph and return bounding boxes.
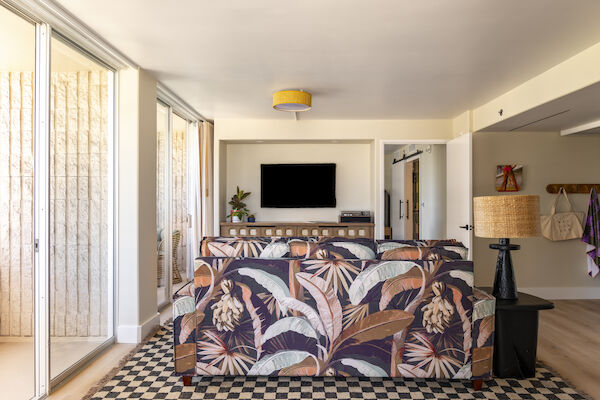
[541,187,585,241]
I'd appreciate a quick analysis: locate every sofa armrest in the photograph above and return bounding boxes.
[471,287,495,379]
[173,282,197,376]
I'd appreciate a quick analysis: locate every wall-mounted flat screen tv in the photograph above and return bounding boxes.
[261,163,336,208]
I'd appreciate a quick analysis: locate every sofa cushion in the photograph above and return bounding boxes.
[378,245,468,261]
[200,237,467,261]
[377,239,464,248]
[376,240,466,260]
[201,237,293,258]
[284,237,378,260]
[201,237,379,260]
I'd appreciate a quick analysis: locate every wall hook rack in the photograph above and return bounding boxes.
[546,184,600,194]
[393,150,423,164]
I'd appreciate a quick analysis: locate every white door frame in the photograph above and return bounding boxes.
[377,140,448,239]
[445,132,473,259]
[156,102,198,309]
[34,21,51,399]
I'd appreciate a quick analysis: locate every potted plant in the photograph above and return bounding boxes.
[247,214,256,223]
[228,186,251,223]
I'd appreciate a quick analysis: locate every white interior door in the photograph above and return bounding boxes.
[390,160,405,239]
[446,133,473,258]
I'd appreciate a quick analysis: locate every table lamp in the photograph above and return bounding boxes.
[473,195,540,300]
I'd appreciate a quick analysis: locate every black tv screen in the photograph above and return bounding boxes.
[261,163,336,208]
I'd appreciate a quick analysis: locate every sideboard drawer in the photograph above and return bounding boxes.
[299,226,317,236]
[219,222,374,238]
[273,226,297,237]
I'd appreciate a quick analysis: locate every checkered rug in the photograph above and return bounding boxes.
[89,323,587,400]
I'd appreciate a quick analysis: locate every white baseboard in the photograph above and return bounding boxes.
[117,312,160,343]
[519,286,600,300]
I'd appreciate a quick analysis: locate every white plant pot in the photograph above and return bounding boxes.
[231,215,241,223]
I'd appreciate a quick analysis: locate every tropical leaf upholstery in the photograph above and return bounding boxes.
[175,237,493,381]
[200,236,377,260]
[378,245,468,261]
[201,237,467,261]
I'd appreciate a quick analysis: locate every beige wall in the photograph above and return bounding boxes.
[225,142,371,222]
[214,118,453,236]
[473,131,600,298]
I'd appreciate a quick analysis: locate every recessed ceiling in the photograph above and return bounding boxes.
[55,0,600,120]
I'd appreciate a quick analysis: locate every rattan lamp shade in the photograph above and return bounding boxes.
[473,195,540,238]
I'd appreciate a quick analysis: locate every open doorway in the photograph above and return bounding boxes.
[384,143,446,240]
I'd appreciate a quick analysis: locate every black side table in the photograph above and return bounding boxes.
[481,287,554,379]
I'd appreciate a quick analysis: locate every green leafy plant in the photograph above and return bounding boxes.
[228,186,251,219]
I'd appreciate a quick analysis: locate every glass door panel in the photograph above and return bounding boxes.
[49,35,113,380]
[0,5,36,399]
[171,114,188,293]
[156,102,169,306]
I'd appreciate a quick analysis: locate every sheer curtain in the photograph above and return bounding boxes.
[201,121,214,238]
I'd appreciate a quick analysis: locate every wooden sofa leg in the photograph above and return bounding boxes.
[182,376,193,386]
[472,379,483,390]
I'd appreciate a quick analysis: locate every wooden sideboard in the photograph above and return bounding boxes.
[220,221,375,238]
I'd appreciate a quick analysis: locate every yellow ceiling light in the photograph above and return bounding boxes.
[272,90,312,112]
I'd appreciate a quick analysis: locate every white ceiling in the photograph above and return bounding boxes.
[55,0,600,120]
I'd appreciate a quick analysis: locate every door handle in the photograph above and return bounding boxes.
[406,199,409,220]
[399,200,403,219]
[459,225,473,230]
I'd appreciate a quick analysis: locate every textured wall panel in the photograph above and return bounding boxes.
[49,71,109,337]
[0,70,109,337]
[0,72,34,336]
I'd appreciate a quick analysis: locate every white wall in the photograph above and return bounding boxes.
[214,119,453,236]
[117,68,159,343]
[225,142,371,222]
[473,131,600,299]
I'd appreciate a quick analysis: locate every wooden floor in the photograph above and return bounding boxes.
[47,305,173,400]
[538,299,600,399]
[45,300,600,399]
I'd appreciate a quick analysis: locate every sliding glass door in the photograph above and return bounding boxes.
[0,3,116,397]
[171,113,188,290]
[156,102,194,308]
[0,5,37,400]
[156,102,169,306]
[48,34,114,381]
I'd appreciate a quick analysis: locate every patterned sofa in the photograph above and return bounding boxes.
[173,237,495,388]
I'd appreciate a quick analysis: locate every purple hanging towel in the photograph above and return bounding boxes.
[582,188,600,278]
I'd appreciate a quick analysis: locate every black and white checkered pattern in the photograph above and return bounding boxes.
[90,324,587,400]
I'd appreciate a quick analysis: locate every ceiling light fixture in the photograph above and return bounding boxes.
[272,90,312,112]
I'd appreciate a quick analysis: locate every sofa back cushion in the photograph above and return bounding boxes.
[201,236,378,260]
[286,237,378,260]
[200,237,294,258]
[378,245,468,261]
[376,240,467,260]
[200,237,467,261]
